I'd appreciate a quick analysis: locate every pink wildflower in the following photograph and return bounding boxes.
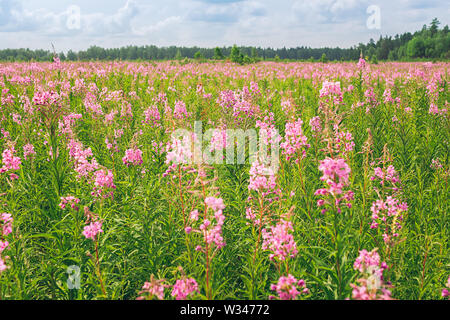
[442,276,450,299]
[122,148,143,166]
[280,118,310,162]
[92,169,116,198]
[173,100,188,119]
[314,157,353,213]
[248,160,277,192]
[270,274,308,300]
[23,144,36,160]
[171,278,199,300]
[262,219,298,261]
[137,275,166,300]
[309,116,322,133]
[82,221,103,240]
[0,147,21,174]
[350,248,392,300]
[59,196,81,210]
[143,105,161,127]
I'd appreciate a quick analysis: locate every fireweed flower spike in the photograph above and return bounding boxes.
[23,144,36,160]
[0,146,22,180]
[269,274,308,300]
[82,208,106,295]
[280,117,310,163]
[0,213,13,273]
[59,196,81,210]
[171,277,199,300]
[137,275,167,300]
[442,276,450,299]
[122,148,143,166]
[314,157,354,214]
[350,248,392,300]
[262,219,298,262]
[82,221,103,240]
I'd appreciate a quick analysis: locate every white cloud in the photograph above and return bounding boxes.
[292,0,365,25]
[0,0,447,50]
[82,0,139,35]
[132,16,182,36]
[0,0,139,35]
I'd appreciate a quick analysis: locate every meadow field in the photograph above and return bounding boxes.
[0,59,448,300]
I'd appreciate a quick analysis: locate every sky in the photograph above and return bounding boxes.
[0,0,448,51]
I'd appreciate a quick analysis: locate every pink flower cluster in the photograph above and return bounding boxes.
[137,276,166,300]
[269,274,308,300]
[319,157,350,183]
[173,100,188,119]
[23,144,36,161]
[309,116,322,133]
[104,109,118,125]
[0,213,13,273]
[333,126,355,156]
[92,169,116,198]
[1,213,13,241]
[370,196,407,244]
[0,146,21,180]
[442,276,450,299]
[431,158,443,170]
[197,197,226,249]
[371,165,400,186]
[217,86,260,125]
[245,207,261,226]
[262,219,298,262]
[357,57,366,70]
[0,256,6,272]
[59,113,82,136]
[82,221,103,241]
[84,94,103,116]
[314,158,354,213]
[248,160,276,193]
[68,140,99,178]
[143,105,161,127]
[122,148,143,166]
[1,88,15,106]
[171,278,199,300]
[319,81,343,105]
[255,113,281,146]
[353,249,387,275]
[164,135,194,167]
[32,90,60,106]
[68,140,115,199]
[280,118,310,163]
[429,102,447,115]
[209,128,228,153]
[59,196,81,210]
[364,87,381,113]
[205,196,226,212]
[350,248,392,300]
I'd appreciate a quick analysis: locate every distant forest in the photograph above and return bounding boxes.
[0,18,448,62]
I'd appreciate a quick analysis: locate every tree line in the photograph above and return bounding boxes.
[0,19,448,62]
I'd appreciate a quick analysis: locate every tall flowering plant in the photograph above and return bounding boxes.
[350,248,393,300]
[0,213,13,275]
[314,156,354,298]
[82,207,106,296]
[369,146,408,258]
[163,131,226,299]
[314,157,354,214]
